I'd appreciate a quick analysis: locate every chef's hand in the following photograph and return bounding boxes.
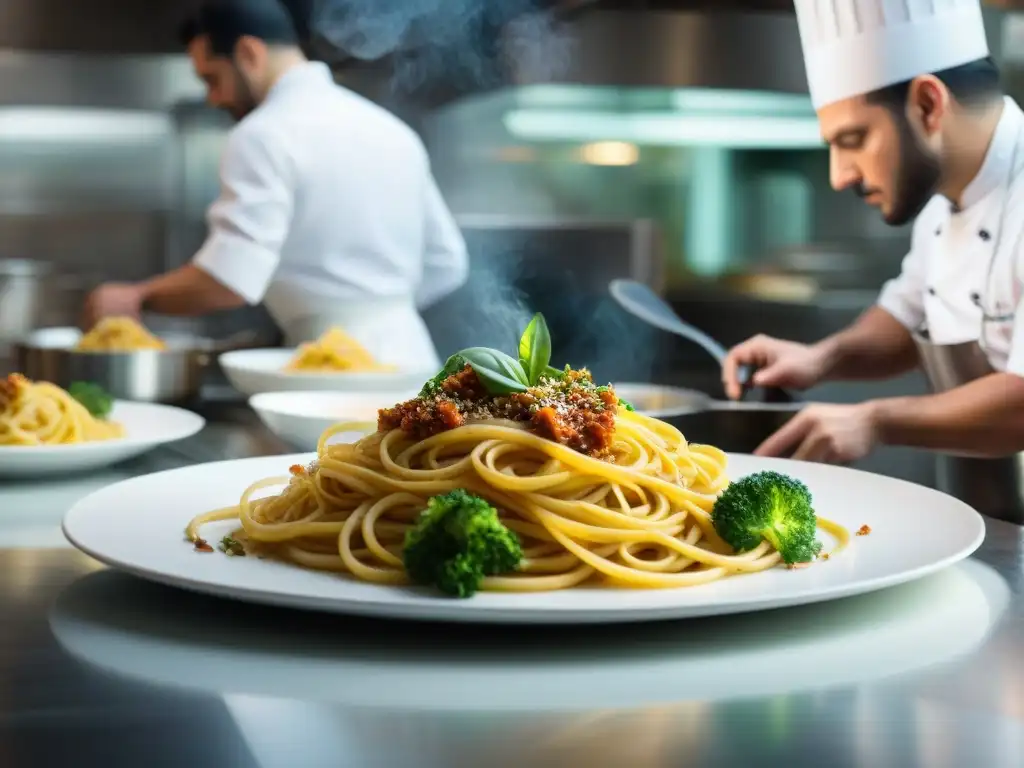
[754,402,879,464]
[81,282,144,329]
[721,334,828,400]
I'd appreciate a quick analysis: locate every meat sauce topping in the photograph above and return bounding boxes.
[378,366,619,457]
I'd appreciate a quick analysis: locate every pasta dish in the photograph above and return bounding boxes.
[189,315,849,596]
[76,316,166,352]
[0,375,123,446]
[284,327,396,373]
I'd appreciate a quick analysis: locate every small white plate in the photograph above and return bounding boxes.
[249,390,416,450]
[220,348,434,397]
[62,452,986,624]
[0,401,205,477]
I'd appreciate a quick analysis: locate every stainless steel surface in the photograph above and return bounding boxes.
[509,10,809,92]
[13,328,267,405]
[0,51,200,298]
[504,7,1002,90]
[915,338,1024,525]
[0,50,201,110]
[0,1,197,54]
[0,403,1022,767]
[0,258,51,351]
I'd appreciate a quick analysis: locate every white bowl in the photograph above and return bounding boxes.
[220,348,434,397]
[249,390,416,450]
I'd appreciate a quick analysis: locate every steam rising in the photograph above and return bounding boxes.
[310,0,574,92]
[304,1,653,382]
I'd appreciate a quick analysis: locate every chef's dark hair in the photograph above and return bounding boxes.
[177,0,302,56]
[866,56,1003,112]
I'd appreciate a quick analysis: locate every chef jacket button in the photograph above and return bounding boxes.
[979,229,991,241]
[970,291,981,303]
[928,287,936,296]
[935,226,942,236]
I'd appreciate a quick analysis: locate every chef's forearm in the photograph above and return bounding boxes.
[872,372,1024,457]
[139,264,246,316]
[815,306,919,381]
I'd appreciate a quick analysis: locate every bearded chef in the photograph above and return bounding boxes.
[723,0,1024,467]
[82,0,468,370]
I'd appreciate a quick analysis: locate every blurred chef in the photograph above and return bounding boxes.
[722,0,1024,463]
[82,0,468,370]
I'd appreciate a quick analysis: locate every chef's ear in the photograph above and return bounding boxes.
[233,35,267,73]
[906,75,949,135]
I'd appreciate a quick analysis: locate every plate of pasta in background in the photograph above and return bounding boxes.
[63,315,985,624]
[219,326,435,396]
[0,374,206,476]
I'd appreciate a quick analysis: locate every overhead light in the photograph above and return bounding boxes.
[493,145,539,162]
[578,141,639,165]
[503,110,824,149]
[670,89,814,115]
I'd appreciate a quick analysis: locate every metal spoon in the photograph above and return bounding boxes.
[609,279,791,401]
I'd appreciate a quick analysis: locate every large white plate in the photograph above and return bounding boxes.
[62,452,986,624]
[0,401,205,477]
[220,348,434,397]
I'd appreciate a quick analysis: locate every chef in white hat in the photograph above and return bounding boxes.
[82,0,467,371]
[723,0,1024,467]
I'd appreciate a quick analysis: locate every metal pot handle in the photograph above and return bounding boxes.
[734,364,798,403]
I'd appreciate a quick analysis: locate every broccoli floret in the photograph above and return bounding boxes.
[403,489,523,598]
[68,381,114,419]
[711,470,822,565]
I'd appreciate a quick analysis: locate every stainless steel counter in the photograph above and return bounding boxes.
[1,404,1023,767]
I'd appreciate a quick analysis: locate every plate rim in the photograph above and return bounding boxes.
[61,451,988,625]
[219,348,435,380]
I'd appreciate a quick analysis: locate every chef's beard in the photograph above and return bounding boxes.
[226,66,259,123]
[862,116,943,227]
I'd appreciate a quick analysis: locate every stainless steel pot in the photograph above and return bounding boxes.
[0,259,53,353]
[13,327,264,404]
[614,382,804,454]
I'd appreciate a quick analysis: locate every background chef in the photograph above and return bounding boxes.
[82,0,468,371]
[722,0,1024,464]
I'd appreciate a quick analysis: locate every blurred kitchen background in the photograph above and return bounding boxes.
[4,0,1024,485]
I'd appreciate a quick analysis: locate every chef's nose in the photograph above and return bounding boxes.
[829,150,860,192]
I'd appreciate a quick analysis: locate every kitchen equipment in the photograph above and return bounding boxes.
[615,382,802,454]
[0,259,53,353]
[13,327,265,405]
[609,278,794,402]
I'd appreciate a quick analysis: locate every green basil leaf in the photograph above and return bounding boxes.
[419,354,467,397]
[543,365,564,380]
[459,347,529,393]
[518,313,552,386]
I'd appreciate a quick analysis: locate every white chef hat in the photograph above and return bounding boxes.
[794,0,991,110]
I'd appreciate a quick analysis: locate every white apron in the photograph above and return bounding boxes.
[912,129,1024,523]
[262,281,442,371]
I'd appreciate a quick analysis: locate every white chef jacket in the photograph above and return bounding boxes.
[878,96,1024,376]
[192,62,468,369]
